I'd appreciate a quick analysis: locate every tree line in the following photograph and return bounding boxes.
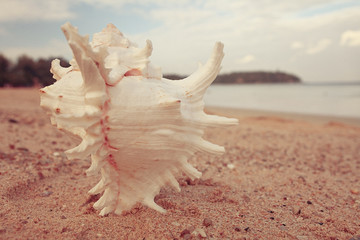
[0,54,69,87]
[0,53,301,87]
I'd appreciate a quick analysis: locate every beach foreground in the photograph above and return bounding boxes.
[0,88,359,239]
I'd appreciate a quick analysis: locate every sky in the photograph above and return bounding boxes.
[0,0,359,83]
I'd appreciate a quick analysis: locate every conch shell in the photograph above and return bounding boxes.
[40,23,238,216]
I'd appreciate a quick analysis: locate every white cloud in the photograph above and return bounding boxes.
[291,41,304,49]
[1,0,360,82]
[237,55,256,64]
[279,3,360,31]
[122,0,359,80]
[340,30,360,47]
[0,0,75,22]
[306,38,332,54]
[149,8,213,27]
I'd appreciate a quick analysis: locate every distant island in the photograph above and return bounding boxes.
[164,71,301,84]
[0,53,301,87]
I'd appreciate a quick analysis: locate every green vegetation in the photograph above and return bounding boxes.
[0,54,301,87]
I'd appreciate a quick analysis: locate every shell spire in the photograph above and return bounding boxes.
[40,23,238,216]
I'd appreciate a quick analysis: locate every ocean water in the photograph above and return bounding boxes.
[204,83,360,119]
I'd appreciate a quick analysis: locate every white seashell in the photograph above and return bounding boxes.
[40,22,238,216]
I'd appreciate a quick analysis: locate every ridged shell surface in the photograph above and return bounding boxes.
[40,23,238,216]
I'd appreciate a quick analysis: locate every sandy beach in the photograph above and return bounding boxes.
[0,88,359,240]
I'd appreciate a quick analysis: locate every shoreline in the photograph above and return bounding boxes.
[206,106,360,127]
[0,87,359,128]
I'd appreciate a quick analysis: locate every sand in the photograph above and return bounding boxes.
[0,88,359,240]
